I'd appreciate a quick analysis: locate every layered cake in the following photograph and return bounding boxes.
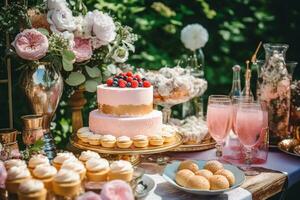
[89,72,163,138]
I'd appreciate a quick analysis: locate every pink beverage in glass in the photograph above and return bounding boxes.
[207,104,232,143]
[236,108,264,148]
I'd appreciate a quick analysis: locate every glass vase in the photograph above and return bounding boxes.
[257,43,292,145]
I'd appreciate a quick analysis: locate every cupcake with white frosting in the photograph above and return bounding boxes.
[116,136,133,149]
[52,152,77,170]
[79,150,101,164]
[101,135,116,148]
[5,166,31,193]
[28,154,50,173]
[52,169,81,197]
[108,160,133,182]
[17,179,47,200]
[86,158,110,182]
[4,159,26,170]
[61,160,86,181]
[33,164,57,191]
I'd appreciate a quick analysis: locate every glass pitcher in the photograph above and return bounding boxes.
[256,43,292,145]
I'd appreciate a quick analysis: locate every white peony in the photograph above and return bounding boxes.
[90,11,116,46]
[180,24,209,51]
[47,0,68,10]
[47,8,76,33]
[112,46,129,63]
[74,15,93,39]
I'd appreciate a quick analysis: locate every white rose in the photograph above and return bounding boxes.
[47,0,68,10]
[91,11,116,45]
[47,8,76,33]
[74,15,92,38]
[112,47,129,63]
[180,24,209,51]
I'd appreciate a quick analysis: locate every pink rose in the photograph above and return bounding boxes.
[12,29,48,61]
[73,37,93,62]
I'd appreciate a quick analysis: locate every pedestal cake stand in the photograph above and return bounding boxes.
[69,133,182,165]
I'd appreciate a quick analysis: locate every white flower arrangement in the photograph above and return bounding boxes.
[180,24,209,51]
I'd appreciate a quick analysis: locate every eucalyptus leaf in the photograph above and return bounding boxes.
[65,72,86,86]
[37,28,49,36]
[62,50,75,71]
[62,58,73,71]
[85,66,101,78]
[85,80,98,92]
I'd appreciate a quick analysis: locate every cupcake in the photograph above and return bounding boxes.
[116,136,133,149]
[149,134,164,146]
[17,179,47,200]
[52,152,76,170]
[186,175,210,190]
[86,158,110,182]
[209,175,230,190]
[162,131,176,143]
[5,166,31,193]
[88,134,102,146]
[78,131,94,143]
[28,154,50,173]
[108,160,133,182]
[101,180,134,200]
[204,160,223,174]
[79,150,101,164]
[215,169,235,186]
[61,160,86,181]
[175,169,194,187]
[178,160,199,173]
[32,164,57,191]
[133,135,149,148]
[52,169,81,197]
[4,159,26,170]
[101,135,116,148]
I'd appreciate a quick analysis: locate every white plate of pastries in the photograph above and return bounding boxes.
[163,160,245,195]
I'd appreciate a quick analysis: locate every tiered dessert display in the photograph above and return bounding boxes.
[70,72,182,164]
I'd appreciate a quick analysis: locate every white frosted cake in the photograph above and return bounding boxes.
[89,72,163,138]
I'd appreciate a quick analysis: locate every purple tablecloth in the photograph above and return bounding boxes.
[168,149,300,188]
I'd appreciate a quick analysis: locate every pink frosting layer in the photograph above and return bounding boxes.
[97,85,153,106]
[89,110,162,137]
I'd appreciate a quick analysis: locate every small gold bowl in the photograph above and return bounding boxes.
[0,128,19,144]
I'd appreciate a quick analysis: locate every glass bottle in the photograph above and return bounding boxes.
[229,65,242,98]
[242,61,254,98]
[257,43,291,145]
[181,49,206,119]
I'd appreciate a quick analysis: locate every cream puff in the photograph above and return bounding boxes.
[61,160,86,181]
[79,150,101,164]
[149,134,164,146]
[178,160,199,173]
[215,169,235,186]
[5,166,31,193]
[77,131,94,143]
[86,158,110,182]
[195,169,213,180]
[108,160,133,182]
[88,134,102,146]
[116,136,133,149]
[204,160,224,174]
[52,169,81,197]
[175,169,194,187]
[33,164,57,191]
[133,135,149,148]
[28,154,50,173]
[18,179,47,200]
[4,159,26,170]
[52,152,77,170]
[101,135,116,148]
[186,175,210,190]
[209,175,230,190]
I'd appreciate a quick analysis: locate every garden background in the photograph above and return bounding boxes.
[0,0,300,149]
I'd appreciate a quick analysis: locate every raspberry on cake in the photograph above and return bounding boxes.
[106,72,151,88]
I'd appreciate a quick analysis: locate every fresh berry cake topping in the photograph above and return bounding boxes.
[106,72,151,88]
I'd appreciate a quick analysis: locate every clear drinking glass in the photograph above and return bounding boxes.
[207,95,232,160]
[236,102,264,175]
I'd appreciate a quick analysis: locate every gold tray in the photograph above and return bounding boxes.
[170,138,216,152]
[69,133,182,155]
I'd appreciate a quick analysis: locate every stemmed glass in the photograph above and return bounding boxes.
[235,102,264,175]
[207,95,233,160]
